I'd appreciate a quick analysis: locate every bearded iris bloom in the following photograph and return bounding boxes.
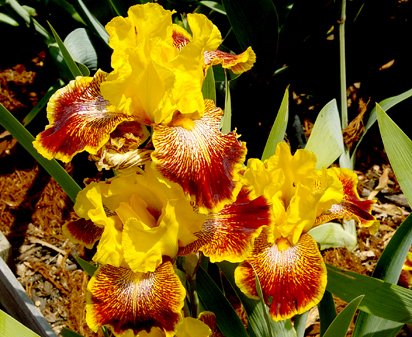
[234,142,377,320]
[33,2,255,210]
[31,2,379,335]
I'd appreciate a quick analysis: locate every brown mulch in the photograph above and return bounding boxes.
[1,40,411,337]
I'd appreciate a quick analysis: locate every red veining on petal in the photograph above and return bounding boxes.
[151,99,246,210]
[316,169,377,228]
[172,29,190,50]
[235,233,327,320]
[178,188,270,262]
[63,218,103,249]
[204,47,256,74]
[87,261,185,335]
[33,70,135,162]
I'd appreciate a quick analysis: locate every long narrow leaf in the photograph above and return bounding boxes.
[221,71,232,134]
[218,261,297,337]
[351,87,412,164]
[0,309,41,337]
[196,266,249,337]
[326,265,412,324]
[22,81,62,126]
[75,0,109,44]
[202,67,216,102]
[352,214,412,336]
[376,104,412,205]
[48,22,84,78]
[261,86,289,160]
[318,290,337,337]
[0,104,82,202]
[222,0,278,73]
[323,295,364,337]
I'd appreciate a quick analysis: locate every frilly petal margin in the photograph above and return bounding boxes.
[178,188,270,262]
[86,261,185,337]
[33,69,136,162]
[62,218,103,249]
[204,47,256,74]
[315,168,378,231]
[151,99,246,211]
[234,233,327,321]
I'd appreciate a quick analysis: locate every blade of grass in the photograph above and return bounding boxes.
[261,86,289,160]
[60,327,84,337]
[196,266,249,337]
[221,71,231,134]
[0,309,41,337]
[222,0,278,73]
[326,264,412,323]
[352,213,412,336]
[376,104,412,205]
[75,0,109,44]
[202,67,216,102]
[322,295,364,337]
[48,22,85,78]
[318,290,337,337]
[218,261,297,337]
[22,81,63,126]
[0,104,82,202]
[351,87,412,165]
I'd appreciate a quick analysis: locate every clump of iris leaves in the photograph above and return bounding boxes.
[0,1,411,337]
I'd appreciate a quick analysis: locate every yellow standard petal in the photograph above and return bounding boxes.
[151,99,246,211]
[235,232,327,321]
[178,188,270,262]
[86,261,185,337]
[175,317,211,337]
[33,69,135,162]
[102,3,226,124]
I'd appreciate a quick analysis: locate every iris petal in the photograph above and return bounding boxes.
[178,188,270,262]
[62,218,103,249]
[235,232,327,321]
[86,261,185,337]
[151,99,246,211]
[316,168,378,230]
[33,70,136,162]
[204,47,256,74]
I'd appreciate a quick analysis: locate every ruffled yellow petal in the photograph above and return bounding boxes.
[178,188,270,262]
[151,99,246,211]
[175,317,211,337]
[62,218,103,249]
[120,200,196,273]
[235,232,327,321]
[92,217,124,267]
[33,69,134,162]
[204,47,256,74]
[86,261,185,337]
[102,3,227,124]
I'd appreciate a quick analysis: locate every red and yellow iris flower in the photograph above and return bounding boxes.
[32,3,378,336]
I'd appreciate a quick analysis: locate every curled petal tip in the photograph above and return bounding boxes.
[34,70,134,162]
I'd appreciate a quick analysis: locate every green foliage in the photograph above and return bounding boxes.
[1,1,412,337]
[0,309,41,337]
